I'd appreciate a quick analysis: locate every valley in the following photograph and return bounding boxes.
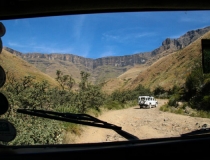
[2,26,210,93]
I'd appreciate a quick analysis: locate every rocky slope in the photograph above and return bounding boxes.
[151,26,210,56]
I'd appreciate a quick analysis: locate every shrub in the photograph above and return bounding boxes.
[200,95,210,110]
[103,100,124,110]
[168,94,180,107]
[1,112,64,145]
[0,70,107,145]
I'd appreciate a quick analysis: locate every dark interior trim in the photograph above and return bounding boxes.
[0,0,210,20]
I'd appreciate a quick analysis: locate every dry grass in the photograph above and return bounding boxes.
[0,49,59,87]
[102,65,148,94]
[101,78,125,95]
[118,64,148,80]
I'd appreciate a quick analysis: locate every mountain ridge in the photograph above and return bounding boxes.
[3,26,210,85]
[121,30,210,92]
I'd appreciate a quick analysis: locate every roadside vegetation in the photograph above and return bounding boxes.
[0,69,152,145]
[156,59,210,118]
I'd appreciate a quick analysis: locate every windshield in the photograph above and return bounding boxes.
[1,11,210,145]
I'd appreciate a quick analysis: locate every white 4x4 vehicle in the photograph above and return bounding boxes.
[138,96,158,109]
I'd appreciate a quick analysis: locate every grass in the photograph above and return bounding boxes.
[159,104,170,112]
[192,110,210,118]
[160,104,210,119]
[102,100,136,110]
[62,122,83,135]
[101,78,125,95]
[0,49,59,87]
[102,101,124,110]
[95,65,128,84]
[86,108,102,117]
[61,123,83,143]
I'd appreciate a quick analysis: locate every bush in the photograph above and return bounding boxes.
[168,94,180,107]
[1,112,64,145]
[103,101,124,110]
[0,70,107,145]
[200,95,210,110]
[159,104,170,112]
[153,85,165,96]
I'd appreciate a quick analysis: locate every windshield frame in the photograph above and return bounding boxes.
[1,0,210,149]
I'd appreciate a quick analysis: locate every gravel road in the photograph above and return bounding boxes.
[67,99,210,143]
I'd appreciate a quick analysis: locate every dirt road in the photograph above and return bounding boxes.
[66,99,210,143]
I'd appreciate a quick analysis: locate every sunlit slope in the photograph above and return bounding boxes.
[101,78,124,95]
[103,31,210,93]
[102,65,148,94]
[118,64,148,80]
[0,49,59,87]
[123,32,210,91]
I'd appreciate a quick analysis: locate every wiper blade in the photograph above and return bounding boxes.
[181,128,210,137]
[17,109,139,141]
[17,109,121,130]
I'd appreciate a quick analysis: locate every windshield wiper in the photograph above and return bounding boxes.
[17,109,120,130]
[181,128,210,137]
[17,109,139,141]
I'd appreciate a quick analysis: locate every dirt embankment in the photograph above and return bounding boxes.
[65,99,210,143]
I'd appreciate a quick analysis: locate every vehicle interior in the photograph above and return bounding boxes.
[1,0,210,159]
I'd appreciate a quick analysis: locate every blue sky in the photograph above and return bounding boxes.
[1,11,210,59]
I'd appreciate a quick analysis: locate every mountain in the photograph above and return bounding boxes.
[151,26,210,56]
[0,49,59,87]
[3,47,150,84]
[115,29,210,92]
[145,26,210,66]
[3,26,210,88]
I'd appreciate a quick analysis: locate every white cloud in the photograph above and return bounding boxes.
[8,41,26,48]
[103,31,155,44]
[7,40,74,54]
[73,15,86,40]
[102,27,156,44]
[32,45,73,54]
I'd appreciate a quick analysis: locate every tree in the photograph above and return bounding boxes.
[79,71,90,90]
[153,85,165,96]
[73,71,105,113]
[184,61,204,100]
[55,70,75,90]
